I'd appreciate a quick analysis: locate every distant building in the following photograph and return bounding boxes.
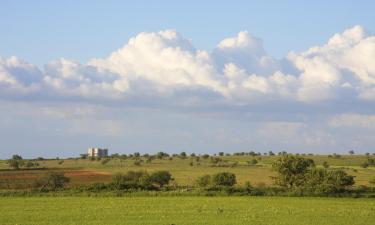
[87,148,108,157]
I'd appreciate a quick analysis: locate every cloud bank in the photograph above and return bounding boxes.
[1,25,375,108]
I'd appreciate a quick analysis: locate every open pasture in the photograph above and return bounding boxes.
[0,196,374,225]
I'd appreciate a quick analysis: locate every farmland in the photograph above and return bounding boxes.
[1,196,374,225]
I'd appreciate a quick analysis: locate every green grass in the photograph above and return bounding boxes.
[0,196,374,225]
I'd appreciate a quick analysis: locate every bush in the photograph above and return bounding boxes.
[36,172,70,191]
[302,168,354,193]
[247,159,258,165]
[149,171,172,188]
[212,172,236,187]
[112,171,151,190]
[196,175,211,187]
[361,162,369,168]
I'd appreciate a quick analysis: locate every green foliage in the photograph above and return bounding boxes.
[212,172,236,187]
[35,172,70,191]
[12,155,23,160]
[247,159,258,165]
[148,171,172,188]
[111,170,172,190]
[7,159,22,169]
[112,171,151,190]
[272,155,315,188]
[196,175,211,187]
[303,168,354,193]
[322,161,330,169]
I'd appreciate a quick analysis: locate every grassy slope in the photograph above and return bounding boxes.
[1,197,374,225]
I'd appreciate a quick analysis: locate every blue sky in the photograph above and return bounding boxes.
[1,1,375,158]
[1,1,374,66]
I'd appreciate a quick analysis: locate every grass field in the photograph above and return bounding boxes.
[0,196,374,225]
[1,155,375,188]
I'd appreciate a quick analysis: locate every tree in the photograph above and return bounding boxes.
[37,172,70,191]
[179,152,187,159]
[212,172,236,186]
[196,175,211,187]
[12,155,23,160]
[218,152,224,156]
[348,150,355,155]
[247,159,258,165]
[361,162,369,168]
[7,159,21,170]
[149,171,172,188]
[112,171,151,190]
[272,155,315,188]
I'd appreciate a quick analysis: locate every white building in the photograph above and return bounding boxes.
[87,148,108,157]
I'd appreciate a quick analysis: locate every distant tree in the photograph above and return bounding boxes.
[179,152,187,159]
[212,172,236,186]
[268,151,275,156]
[365,152,370,156]
[156,151,169,159]
[12,155,23,160]
[247,159,258,165]
[202,154,210,159]
[133,152,140,158]
[304,168,354,193]
[112,171,151,190]
[196,175,211,187]
[25,161,39,168]
[218,152,224,156]
[272,155,315,188]
[149,171,172,188]
[348,150,355,155]
[37,172,70,191]
[7,159,21,170]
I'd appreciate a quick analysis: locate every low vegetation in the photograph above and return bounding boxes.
[1,152,375,197]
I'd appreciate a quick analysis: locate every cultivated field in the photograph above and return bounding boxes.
[1,196,374,225]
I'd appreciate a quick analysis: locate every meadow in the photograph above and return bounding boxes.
[1,196,374,225]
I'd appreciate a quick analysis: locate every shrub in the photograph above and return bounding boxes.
[7,159,22,170]
[303,168,354,193]
[247,159,258,165]
[112,171,151,190]
[212,172,236,187]
[196,175,211,187]
[361,162,369,168]
[36,172,70,191]
[149,171,172,188]
[322,161,330,169]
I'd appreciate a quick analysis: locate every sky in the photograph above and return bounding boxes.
[1,1,375,158]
